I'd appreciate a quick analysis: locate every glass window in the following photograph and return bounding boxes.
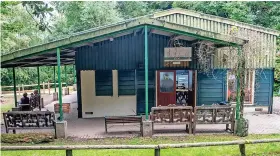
[118,70,136,96]
[160,72,174,92]
[228,70,254,103]
[95,70,113,96]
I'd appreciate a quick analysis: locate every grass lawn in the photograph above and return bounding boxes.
[1,103,13,113]
[1,134,280,156]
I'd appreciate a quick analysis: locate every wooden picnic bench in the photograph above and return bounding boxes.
[104,116,143,134]
[3,111,56,137]
[150,106,193,134]
[193,105,235,134]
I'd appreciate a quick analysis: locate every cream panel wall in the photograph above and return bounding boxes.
[81,70,137,118]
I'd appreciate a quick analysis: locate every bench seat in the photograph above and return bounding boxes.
[104,116,143,134]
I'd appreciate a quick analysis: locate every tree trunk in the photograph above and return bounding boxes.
[240,57,246,118]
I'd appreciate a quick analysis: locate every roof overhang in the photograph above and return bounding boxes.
[1,17,248,68]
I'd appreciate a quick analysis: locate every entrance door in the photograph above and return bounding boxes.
[157,70,176,106]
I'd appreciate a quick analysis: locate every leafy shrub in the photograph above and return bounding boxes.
[1,133,54,144]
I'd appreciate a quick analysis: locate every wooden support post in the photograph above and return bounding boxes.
[18,86,21,95]
[48,81,50,95]
[154,149,160,156]
[37,66,41,95]
[43,82,45,94]
[64,65,67,87]
[54,66,56,93]
[73,64,76,84]
[66,149,72,156]
[22,84,24,93]
[12,67,17,107]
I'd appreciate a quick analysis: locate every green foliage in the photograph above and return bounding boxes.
[49,1,122,40]
[21,1,53,32]
[1,133,54,144]
[116,1,153,19]
[116,1,171,19]
[0,65,75,87]
[173,1,280,29]
[1,3,48,54]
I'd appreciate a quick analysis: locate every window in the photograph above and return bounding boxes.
[176,70,193,91]
[95,70,113,96]
[118,70,136,96]
[160,72,174,92]
[227,70,254,103]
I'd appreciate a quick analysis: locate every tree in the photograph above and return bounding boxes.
[21,1,54,32]
[48,1,122,41]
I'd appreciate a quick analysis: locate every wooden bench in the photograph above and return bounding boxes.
[104,116,143,134]
[3,111,56,137]
[193,105,235,134]
[150,106,193,134]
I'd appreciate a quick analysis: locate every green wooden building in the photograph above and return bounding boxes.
[1,9,279,119]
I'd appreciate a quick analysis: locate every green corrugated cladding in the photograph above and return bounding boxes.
[75,33,193,70]
[136,70,155,114]
[254,69,274,108]
[197,69,227,106]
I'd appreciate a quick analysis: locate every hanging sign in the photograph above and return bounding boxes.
[164,47,192,62]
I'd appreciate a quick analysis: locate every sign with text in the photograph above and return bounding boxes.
[164,47,192,62]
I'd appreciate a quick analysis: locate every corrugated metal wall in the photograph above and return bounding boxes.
[136,70,155,114]
[75,33,195,70]
[197,69,227,106]
[254,69,274,106]
[156,13,277,68]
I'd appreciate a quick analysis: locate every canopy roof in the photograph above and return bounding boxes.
[3,8,277,68]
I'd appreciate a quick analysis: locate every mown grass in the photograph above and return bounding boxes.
[2,134,280,156]
[1,103,13,114]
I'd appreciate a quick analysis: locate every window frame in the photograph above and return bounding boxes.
[227,70,255,104]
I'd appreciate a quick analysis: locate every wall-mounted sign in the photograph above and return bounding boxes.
[164,47,192,62]
[172,61,181,64]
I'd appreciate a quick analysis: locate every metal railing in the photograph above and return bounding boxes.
[1,139,280,156]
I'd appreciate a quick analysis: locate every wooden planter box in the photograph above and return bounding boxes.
[64,87,69,95]
[40,98,44,108]
[54,103,70,113]
[73,84,77,91]
[53,92,58,101]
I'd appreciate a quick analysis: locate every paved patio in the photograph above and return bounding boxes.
[2,92,280,138]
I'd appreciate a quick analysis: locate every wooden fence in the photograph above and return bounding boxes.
[1,139,279,156]
[1,82,67,95]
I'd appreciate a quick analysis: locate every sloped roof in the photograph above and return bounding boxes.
[152,8,280,36]
[2,8,278,68]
